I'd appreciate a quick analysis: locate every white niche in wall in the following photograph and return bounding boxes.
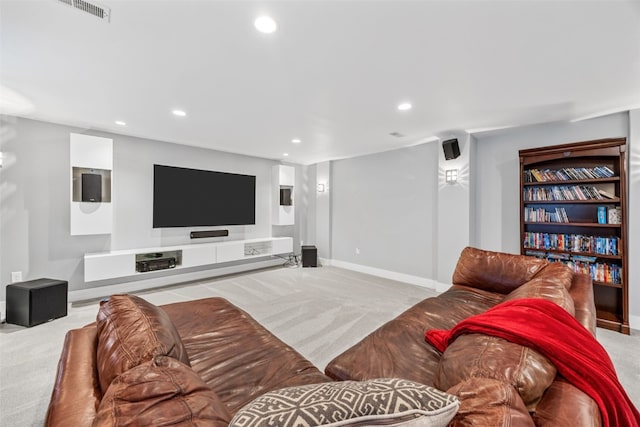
[70,133,113,235]
[272,165,294,225]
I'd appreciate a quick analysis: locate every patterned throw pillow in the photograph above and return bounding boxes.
[229,378,459,427]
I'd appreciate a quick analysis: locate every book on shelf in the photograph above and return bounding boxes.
[523,232,619,256]
[598,189,615,199]
[523,185,604,201]
[524,166,616,182]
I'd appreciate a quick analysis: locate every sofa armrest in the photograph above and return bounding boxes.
[569,273,597,336]
[45,326,101,427]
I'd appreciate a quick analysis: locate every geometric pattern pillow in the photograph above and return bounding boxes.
[229,378,459,427]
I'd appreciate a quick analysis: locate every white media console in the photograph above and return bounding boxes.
[84,237,293,282]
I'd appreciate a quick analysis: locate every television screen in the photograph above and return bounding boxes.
[153,164,256,228]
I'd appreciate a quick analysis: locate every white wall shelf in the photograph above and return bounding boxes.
[84,237,293,282]
[70,133,113,235]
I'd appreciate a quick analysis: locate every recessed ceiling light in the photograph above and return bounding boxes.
[283,153,289,157]
[115,120,126,126]
[291,138,301,144]
[254,16,277,34]
[172,109,187,117]
[397,102,412,111]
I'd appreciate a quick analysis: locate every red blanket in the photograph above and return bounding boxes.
[425,298,639,427]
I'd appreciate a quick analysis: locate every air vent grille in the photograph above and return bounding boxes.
[57,0,111,22]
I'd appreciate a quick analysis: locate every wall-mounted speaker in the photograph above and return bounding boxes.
[190,229,229,239]
[81,173,102,202]
[442,138,461,160]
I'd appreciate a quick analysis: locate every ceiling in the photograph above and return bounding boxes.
[1,0,639,165]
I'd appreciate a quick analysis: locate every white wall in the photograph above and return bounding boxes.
[436,134,474,287]
[330,143,439,281]
[0,116,290,300]
[315,161,331,260]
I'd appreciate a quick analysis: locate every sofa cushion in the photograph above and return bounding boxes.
[446,377,535,426]
[434,334,556,410]
[434,264,575,410]
[229,378,459,427]
[93,355,231,427]
[452,247,549,294]
[96,294,190,393]
[503,262,576,315]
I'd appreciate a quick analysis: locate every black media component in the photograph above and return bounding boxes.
[280,188,292,206]
[302,245,318,267]
[6,278,68,327]
[136,257,177,272]
[190,230,229,239]
[153,164,256,228]
[81,173,102,202]
[442,138,461,160]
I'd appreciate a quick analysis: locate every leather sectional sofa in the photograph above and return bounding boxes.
[325,246,601,426]
[45,246,603,426]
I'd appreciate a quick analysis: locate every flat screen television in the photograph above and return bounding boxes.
[153,164,256,228]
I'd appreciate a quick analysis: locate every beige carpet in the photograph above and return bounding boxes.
[1,265,638,426]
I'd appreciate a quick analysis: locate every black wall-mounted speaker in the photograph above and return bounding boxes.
[190,229,229,239]
[442,138,461,160]
[280,188,292,206]
[81,173,102,202]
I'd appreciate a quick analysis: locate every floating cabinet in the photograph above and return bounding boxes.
[85,237,293,282]
[519,138,629,334]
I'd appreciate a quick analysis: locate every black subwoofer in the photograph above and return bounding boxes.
[6,278,68,327]
[301,245,318,267]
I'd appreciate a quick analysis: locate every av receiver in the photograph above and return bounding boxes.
[136,257,177,273]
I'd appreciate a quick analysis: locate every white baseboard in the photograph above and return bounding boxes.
[434,281,451,293]
[329,259,438,291]
[629,314,640,331]
[69,258,283,303]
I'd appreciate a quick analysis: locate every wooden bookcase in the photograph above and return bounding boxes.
[519,138,629,334]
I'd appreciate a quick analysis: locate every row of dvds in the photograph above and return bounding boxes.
[523,185,609,201]
[524,207,568,223]
[523,232,619,255]
[525,251,622,284]
[524,166,615,182]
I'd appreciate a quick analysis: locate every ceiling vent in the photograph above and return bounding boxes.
[57,0,111,22]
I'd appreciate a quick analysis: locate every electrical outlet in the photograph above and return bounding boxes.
[355,248,360,255]
[11,271,22,283]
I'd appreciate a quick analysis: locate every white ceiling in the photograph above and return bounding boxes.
[1,0,639,165]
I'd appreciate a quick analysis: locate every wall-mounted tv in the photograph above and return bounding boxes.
[153,164,256,228]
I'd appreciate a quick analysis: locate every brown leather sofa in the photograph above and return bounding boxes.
[325,247,602,426]
[45,295,331,426]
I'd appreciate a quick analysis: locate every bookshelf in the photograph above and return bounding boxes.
[519,138,629,334]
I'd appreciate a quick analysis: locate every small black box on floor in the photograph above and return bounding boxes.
[6,278,68,327]
[301,245,318,267]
